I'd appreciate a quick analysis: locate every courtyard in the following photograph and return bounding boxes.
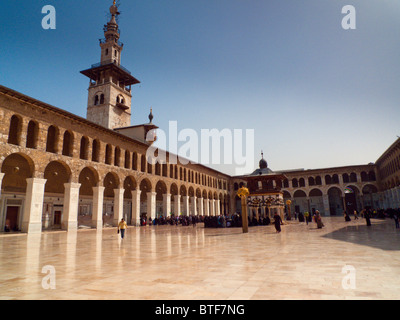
[0,216,399,300]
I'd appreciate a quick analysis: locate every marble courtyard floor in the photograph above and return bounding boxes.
[1,216,400,300]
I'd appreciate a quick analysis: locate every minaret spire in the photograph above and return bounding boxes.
[80,1,140,130]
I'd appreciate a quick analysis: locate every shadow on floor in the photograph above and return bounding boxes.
[322,219,400,251]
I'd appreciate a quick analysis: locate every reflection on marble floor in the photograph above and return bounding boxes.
[1,217,400,300]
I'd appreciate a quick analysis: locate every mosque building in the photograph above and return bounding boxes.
[0,1,399,233]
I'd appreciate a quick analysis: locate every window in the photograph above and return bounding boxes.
[92,139,100,162]
[46,125,59,154]
[26,121,39,149]
[8,115,22,146]
[80,136,89,160]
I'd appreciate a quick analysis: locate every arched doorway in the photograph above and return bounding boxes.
[78,167,99,228]
[43,161,72,229]
[1,153,34,232]
[309,188,323,215]
[328,187,343,216]
[293,190,308,214]
[123,176,137,224]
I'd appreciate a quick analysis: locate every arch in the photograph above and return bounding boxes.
[361,171,368,182]
[196,188,201,198]
[349,172,357,183]
[26,120,39,149]
[114,147,121,167]
[327,186,343,216]
[141,154,146,172]
[78,167,99,196]
[8,115,23,146]
[308,177,315,186]
[325,175,332,185]
[103,172,120,198]
[132,152,138,171]
[342,173,349,183]
[155,180,168,201]
[202,189,208,199]
[1,153,34,193]
[368,171,376,182]
[332,174,339,184]
[170,183,178,196]
[105,144,112,165]
[283,179,289,188]
[362,184,378,195]
[180,185,187,197]
[139,178,152,202]
[44,161,71,194]
[344,185,360,194]
[292,178,298,188]
[46,125,59,154]
[62,130,74,157]
[299,178,305,187]
[309,188,323,197]
[328,186,343,197]
[293,190,307,198]
[188,186,195,197]
[315,176,322,185]
[92,139,100,162]
[282,190,291,199]
[124,150,131,169]
[123,175,137,194]
[80,136,89,160]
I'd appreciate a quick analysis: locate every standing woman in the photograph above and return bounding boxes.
[315,210,324,229]
[274,212,283,233]
[365,209,372,227]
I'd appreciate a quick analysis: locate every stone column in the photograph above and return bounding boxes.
[216,199,221,216]
[131,190,141,226]
[191,196,197,216]
[174,195,181,216]
[204,198,209,216]
[22,178,47,234]
[163,193,171,218]
[147,192,156,220]
[92,186,105,229]
[62,183,81,231]
[210,199,215,216]
[322,194,330,216]
[198,197,203,216]
[183,196,190,216]
[113,188,124,227]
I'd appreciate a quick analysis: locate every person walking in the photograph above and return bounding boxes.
[354,209,359,220]
[304,211,309,225]
[118,218,128,240]
[273,213,283,233]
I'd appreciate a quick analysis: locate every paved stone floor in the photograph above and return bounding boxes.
[1,216,400,300]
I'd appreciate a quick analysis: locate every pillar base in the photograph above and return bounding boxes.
[21,222,42,234]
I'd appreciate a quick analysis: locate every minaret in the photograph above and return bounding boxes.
[80,1,140,130]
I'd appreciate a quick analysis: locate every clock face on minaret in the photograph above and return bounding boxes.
[80,1,140,130]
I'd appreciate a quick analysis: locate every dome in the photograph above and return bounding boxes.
[259,151,268,169]
[259,158,268,169]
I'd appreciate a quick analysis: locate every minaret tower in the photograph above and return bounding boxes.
[80,0,140,129]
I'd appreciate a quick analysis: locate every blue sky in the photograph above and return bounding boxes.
[1,1,400,176]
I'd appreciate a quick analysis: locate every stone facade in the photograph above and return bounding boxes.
[0,86,230,234]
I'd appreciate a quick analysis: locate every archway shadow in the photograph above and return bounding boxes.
[322,220,400,251]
